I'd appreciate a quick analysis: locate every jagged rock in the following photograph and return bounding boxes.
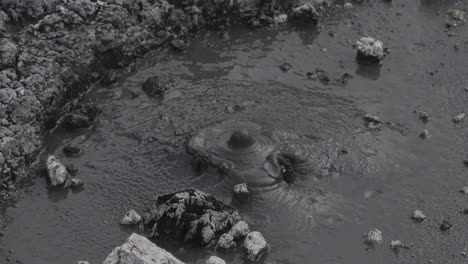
[243,231,269,261]
[143,189,241,245]
[356,37,386,63]
[206,256,226,264]
[290,4,320,23]
[365,228,383,245]
[216,233,236,250]
[121,210,142,225]
[229,221,250,239]
[46,155,69,187]
[103,233,185,264]
[233,183,249,203]
[142,75,175,98]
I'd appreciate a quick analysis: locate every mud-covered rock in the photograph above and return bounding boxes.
[121,210,142,225]
[142,75,175,98]
[143,189,241,245]
[103,233,185,264]
[356,37,386,63]
[62,104,98,130]
[243,231,269,261]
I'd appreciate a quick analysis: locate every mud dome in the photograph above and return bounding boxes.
[1,0,468,264]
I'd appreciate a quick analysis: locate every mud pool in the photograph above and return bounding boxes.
[2,0,468,263]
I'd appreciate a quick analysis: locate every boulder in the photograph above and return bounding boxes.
[216,233,236,250]
[103,233,185,264]
[228,221,250,239]
[46,155,69,187]
[121,210,142,225]
[243,231,269,261]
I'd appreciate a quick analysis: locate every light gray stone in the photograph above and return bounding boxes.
[243,231,269,261]
[206,256,226,264]
[120,210,142,225]
[103,233,185,264]
[229,221,250,239]
[46,155,69,187]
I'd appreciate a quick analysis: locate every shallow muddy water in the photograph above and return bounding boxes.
[2,0,468,263]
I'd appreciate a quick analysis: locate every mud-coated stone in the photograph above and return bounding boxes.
[103,233,185,264]
[243,231,269,261]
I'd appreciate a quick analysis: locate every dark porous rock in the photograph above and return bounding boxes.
[143,189,241,246]
[62,104,98,130]
[142,75,176,98]
[440,220,452,231]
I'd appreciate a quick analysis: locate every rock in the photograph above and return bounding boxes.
[419,130,430,140]
[356,37,386,63]
[363,114,381,124]
[229,221,250,239]
[171,39,189,51]
[440,220,452,231]
[142,75,175,98]
[464,159,468,167]
[201,226,215,246]
[453,113,465,123]
[0,39,18,70]
[233,183,250,203]
[216,233,236,250]
[63,144,81,155]
[243,231,269,261]
[62,104,98,130]
[46,156,69,187]
[70,178,85,188]
[143,189,241,244]
[365,228,383,245]
[279,63,293,72]
[103,233,185,264]
[344,2,353,9]
[290,4,320,23]
[418,111,430,122]
[274,14,288,24]
[206,256,226,264]
[76,261,90,264]
[460,186,468,194]
[121,210,142,225]
[390,240,410,251]
[411,210,426,222]
[448,9,465,21]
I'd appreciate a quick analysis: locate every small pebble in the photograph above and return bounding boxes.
[418,111,430,122]
[419,130,430,140]
[365,228,383,245]
[440,220,452,231]
[453,113,465,123]
[411,210,426,222]
[460,186,468,194]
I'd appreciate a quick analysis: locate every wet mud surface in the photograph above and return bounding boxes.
[2,0,468,263]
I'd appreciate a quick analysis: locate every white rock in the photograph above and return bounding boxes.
[103,233,185,264]
[206,256,226,264]
[460,186,468,194]
[216,233,236,250]
[453,113,465,123]
[120,210,142,225]
[46,155,69,187]
[77,261,90,264]
[365,228,383,245]
[201,226,215,245]
[229,221,250,239]
[344,2,353,9]
[356,37,385,60]
[243,231,269,261]
[411,210,426,222]
[274,14,288,24]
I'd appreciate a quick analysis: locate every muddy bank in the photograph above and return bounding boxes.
[0,0,334,200]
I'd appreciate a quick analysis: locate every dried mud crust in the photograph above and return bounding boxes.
[0,0,332,200]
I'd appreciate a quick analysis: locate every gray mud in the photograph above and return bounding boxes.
[1,0,468,263]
